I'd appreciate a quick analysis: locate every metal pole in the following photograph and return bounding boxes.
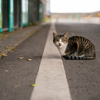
[0,0,2,33]
[9,0,14,32]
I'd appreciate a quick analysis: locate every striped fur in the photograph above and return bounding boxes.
[53,32,96,60]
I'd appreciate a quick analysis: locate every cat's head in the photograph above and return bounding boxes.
[53,32,68,48]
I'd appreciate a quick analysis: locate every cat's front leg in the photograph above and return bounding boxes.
[65,51,71,56]
[62,55,69,60]
[65,51,73,59]
[61,56,66,60]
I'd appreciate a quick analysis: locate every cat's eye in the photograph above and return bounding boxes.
[62,38,65,41]
[53,38,58,42]
[56,37,59,41]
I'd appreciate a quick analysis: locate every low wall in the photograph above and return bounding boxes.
[82,17,100,24]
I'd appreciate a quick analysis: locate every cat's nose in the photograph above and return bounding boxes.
[59,43,62,46]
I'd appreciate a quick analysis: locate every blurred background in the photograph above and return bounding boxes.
[0,0,100,33]
[50,0,100,23]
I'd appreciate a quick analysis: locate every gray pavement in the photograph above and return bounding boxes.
[56,23,100,100]
[0,22,100,100]
[0,24,43,59]
[30,23,72,100]
[0,24,50,100]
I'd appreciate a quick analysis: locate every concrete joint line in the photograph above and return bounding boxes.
[30,23,72,100]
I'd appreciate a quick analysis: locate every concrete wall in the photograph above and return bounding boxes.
[82,17,100,24]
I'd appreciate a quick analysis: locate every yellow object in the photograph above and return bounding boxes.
[2,54,7,57]
[18,57,24,59]
[97,13,100,17]
[28,59,32,61]
[15,85,20,87]
[31,84,36,87]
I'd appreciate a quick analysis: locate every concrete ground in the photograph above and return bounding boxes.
[0,23,50,100]
[0,22,100,100]
[56,23,100,100]
[0,24,43,59]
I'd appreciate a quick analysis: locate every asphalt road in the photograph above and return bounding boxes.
[0,24,50,100]
[56,23,100,100]
[0,22,100,100]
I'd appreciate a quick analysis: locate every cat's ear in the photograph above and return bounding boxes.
[53,32,57,37]
[64,32,68,38]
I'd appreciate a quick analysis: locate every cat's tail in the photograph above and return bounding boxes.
[62,53,96,60]
[83,57,95,60]
[83,53,96,60]
[74,56,95,60]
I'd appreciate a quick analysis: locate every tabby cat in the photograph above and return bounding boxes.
[53,32,96,60]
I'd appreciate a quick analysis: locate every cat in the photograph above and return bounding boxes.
[53,32,96,60]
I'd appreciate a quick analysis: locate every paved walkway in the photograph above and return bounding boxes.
[0,24,43,59]
[0,22,100,100]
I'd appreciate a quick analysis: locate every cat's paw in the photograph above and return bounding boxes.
[62,55,69,60]
[61,56,66,60]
